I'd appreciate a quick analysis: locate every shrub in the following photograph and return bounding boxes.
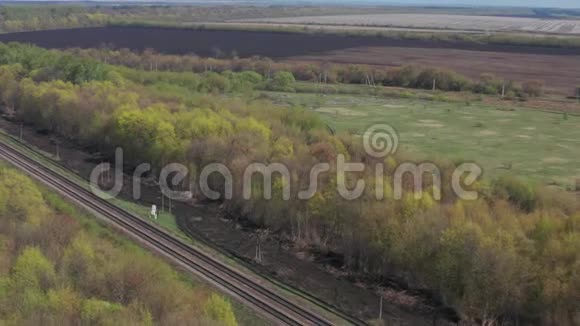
[492,176,537,212]
[522,80,544,97]
[473,73,502,95]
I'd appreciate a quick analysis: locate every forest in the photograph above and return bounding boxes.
[0,164,239,325]
[0,42,578,325]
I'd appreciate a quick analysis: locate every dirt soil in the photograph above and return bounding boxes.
[0,27,579,95]
[0,117,458,325]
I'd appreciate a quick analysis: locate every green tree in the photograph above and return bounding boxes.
[8,247,56,315]
[81,298,123,325]
[0,168,50,225]
[270,71,296,92]
[203,294,238,326]
[47,287,82,323]
[11,247,55,291]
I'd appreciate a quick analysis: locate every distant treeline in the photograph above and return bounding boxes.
[68,47,546,98]
[532,8,580,18]
[0,4,384,33]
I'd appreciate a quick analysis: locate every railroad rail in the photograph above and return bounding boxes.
[0,140,361,326]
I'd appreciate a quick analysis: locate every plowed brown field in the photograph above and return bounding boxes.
[288,46,580,95]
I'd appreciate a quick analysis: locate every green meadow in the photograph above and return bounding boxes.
[268,92,580,188]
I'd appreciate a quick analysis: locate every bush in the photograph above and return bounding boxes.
[522,80,544,97]
[492,176,537,212]
[473,73,502,95]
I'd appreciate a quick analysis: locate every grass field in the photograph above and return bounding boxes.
[267,92,580,189]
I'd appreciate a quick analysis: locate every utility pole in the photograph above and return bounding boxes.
[255,235,262,263]
[432,78,436,91]
[161,159,165,213]
[255,230,268,263]
[502,83,506,99]
[379,295,383,321]
[107,162,112,183]
[99,163,104,185]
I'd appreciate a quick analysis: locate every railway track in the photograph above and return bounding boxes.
[0,140,361,326]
